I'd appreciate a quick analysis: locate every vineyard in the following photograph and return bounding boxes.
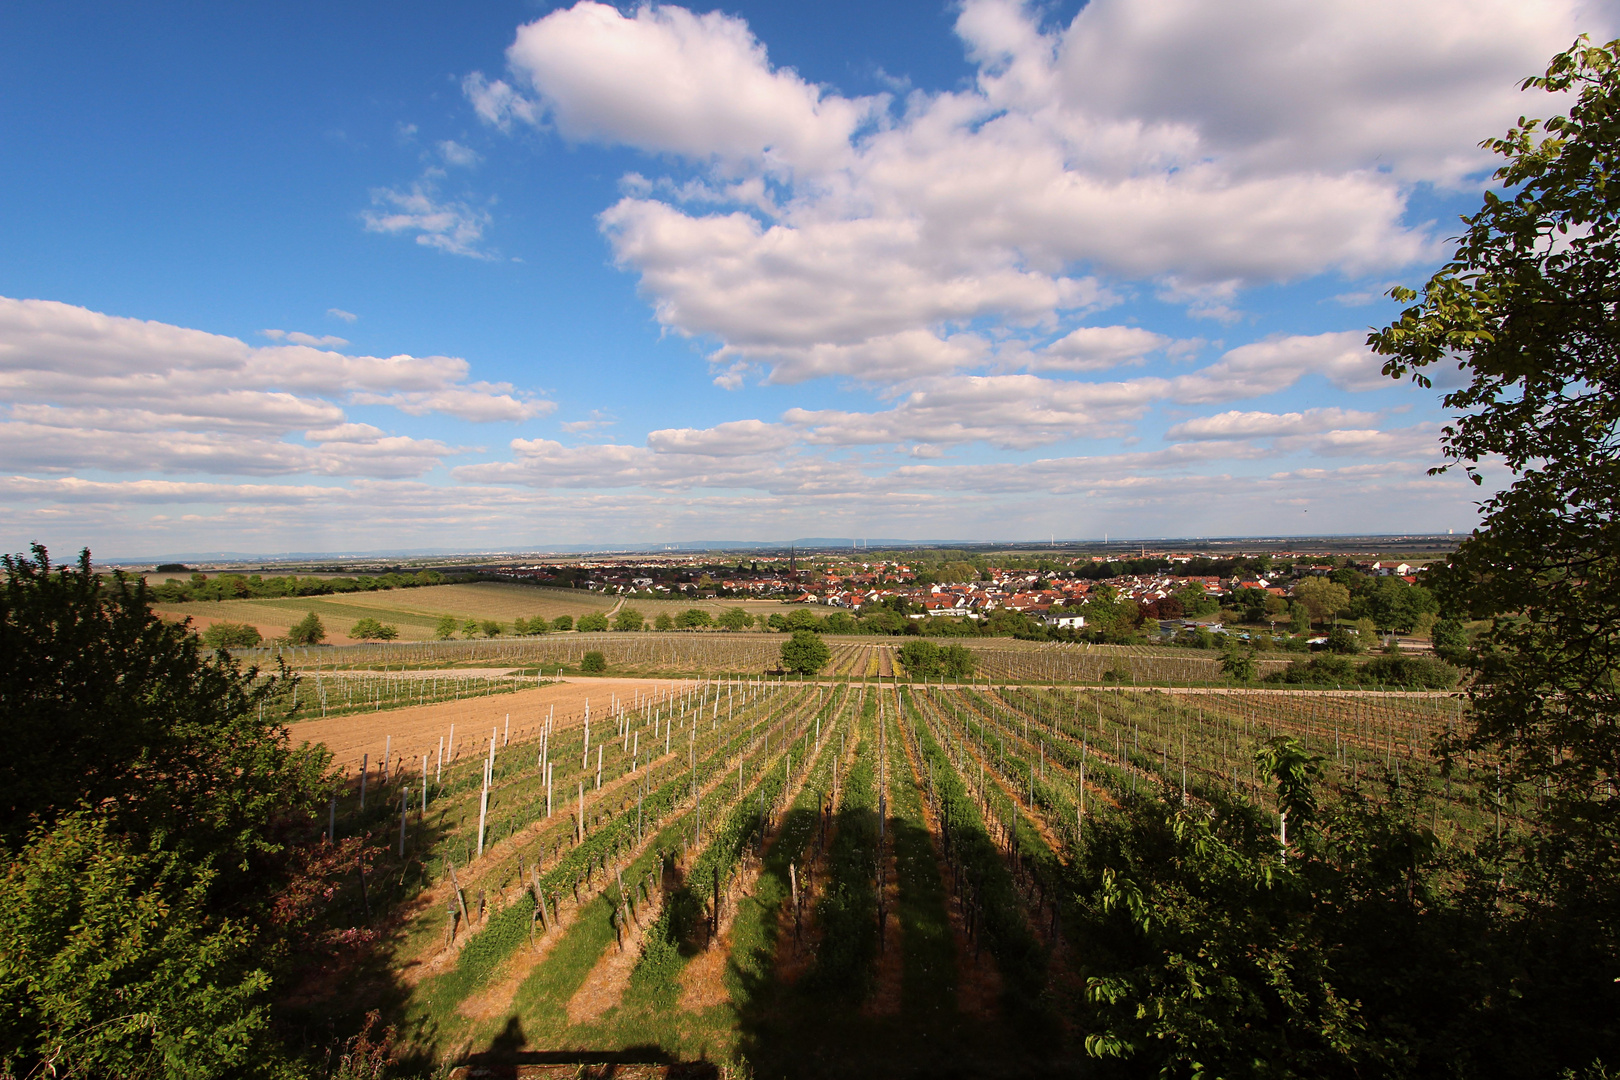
[279,627,1491,1078]
[239,632,1437,692]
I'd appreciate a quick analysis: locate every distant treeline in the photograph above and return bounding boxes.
[147,569,448,603]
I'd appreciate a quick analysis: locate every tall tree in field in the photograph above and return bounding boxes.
[1371,35,1620,1063]
[780,629,830,675]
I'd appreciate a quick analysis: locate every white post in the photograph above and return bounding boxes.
[597,744,604,790]
[476,769,489,857]
[546,760,553,818]
[504,713,510,746]
[436,736,444,783]
[422,754,428,810]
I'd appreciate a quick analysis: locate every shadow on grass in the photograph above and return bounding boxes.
[723,806,1074,1080]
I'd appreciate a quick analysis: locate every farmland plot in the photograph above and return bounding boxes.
[283,631,1493,1077]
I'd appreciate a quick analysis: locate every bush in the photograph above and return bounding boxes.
[552,615,574,632]
[348,617,398,641]
[674,608,713,630]
[200,622,261,649]
[1266,654,1356,686]
[286,611,325,646]
[614,607,644,632]
[1221,649,1257,682]
[898,639,975,679]
[1358,654,1459,689]
[576,612,610,632]
[654,613,673,631]
[1326,627,1361,654]
[580,651,607,673]
[717,607,754,631]
[1430,617,1468,663]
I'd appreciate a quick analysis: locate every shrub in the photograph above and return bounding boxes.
[286,611,325,646]
[614,607,644,631]
[200,622,261,649]
[348,617,397,641]
[552,615,574,632]
[1358,654,1459,689]
[1266,654,1356,686]
[576,612,610,632]
[580,651,607,673]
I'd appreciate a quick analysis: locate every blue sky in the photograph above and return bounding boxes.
[2,0,1614,557]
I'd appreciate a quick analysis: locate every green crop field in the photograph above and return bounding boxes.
[154,581,617,641]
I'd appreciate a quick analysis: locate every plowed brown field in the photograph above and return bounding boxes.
[291,676,700,772]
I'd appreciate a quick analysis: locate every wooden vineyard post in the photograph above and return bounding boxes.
[398,787,407,857]
[578,781,585,845]
[327,792,336,842]
[790,861,800,941]
[448,858,470,936]
[359,753,368,810]
[355,850,371,920]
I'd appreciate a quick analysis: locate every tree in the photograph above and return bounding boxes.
[654,612,674,631]
[0,546,332,1076]
[1368,39,1620,1067]
[576,612,610,632]
[349,617,398,641]
[614,606,644,632]
[718,607,754,631]
[1220,648,1257,683]
[675,608,713,630]
[462,617,480,639]
[897,639,940,677]
[782,608,822,632]
[1430,617,1468,662]
[779,629,830,675]
[480,619,502,638]
[200,622,262,649]
[434,613,458,640]
[580,651,607,673]
[823,611,857,634]
[1292,579,1350,628]
[552,614,574,632]
[858,608,902,635]
[286,611,325,645]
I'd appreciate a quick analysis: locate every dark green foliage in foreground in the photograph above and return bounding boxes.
[580,649,607,672]
[0,546,337,1078]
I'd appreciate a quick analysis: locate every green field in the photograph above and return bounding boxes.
[153,581,618,641]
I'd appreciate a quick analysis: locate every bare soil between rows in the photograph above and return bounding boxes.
[291,677,701,771]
